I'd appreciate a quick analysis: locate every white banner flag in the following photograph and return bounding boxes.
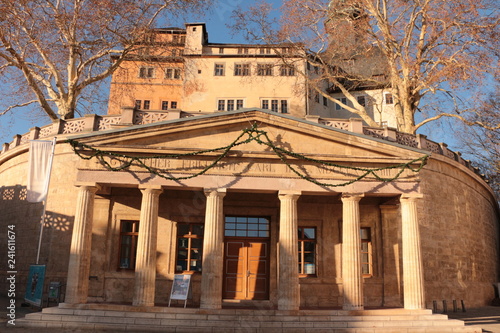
[27,140,55,203]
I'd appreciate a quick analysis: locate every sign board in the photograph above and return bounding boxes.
[168,274,191,307]
[24,265,46,307]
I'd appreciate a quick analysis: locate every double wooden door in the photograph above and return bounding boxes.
[223,240,269,300]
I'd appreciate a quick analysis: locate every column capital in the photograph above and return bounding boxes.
[278,190,301,199]
[139,185,163,192]
[74,182,101,192]
[204,188,227,198]
[341,193,364,202]
[400,193,424,202]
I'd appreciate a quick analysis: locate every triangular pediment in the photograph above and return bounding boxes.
[70,109,424,163]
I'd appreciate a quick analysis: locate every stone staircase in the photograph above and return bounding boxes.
[17,303,481,332]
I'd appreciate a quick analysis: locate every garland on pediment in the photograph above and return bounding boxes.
[66,123,428,188]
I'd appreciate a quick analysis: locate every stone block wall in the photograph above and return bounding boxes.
[419,155,499,308]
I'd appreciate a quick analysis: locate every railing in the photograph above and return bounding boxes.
[1,109,483,179]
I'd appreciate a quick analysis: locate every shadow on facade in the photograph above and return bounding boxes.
[0,185,74,303]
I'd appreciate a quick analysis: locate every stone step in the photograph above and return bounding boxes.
[17,306,482,333]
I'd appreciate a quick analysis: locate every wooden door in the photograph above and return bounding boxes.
[223,240,269,300]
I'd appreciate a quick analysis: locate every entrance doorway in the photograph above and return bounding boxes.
[223,217,270,300]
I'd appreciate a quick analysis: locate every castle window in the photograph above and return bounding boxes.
[271,100,278,112]
[261,99,288,113]
[143,100,150,110]
[134,100,142,109]
[218,100,225,111]
[298,227,316,277]
[323,96,328,106]
[214,63,225,76]
[336,97,347,110]
[385,93,394,104]
[227,100,235,111]
[119,220,139,270]
[219,47,224,54]
[161,101,168,110]
[170,101,177,109]
[139,67,154,78]
[261,100,269,110]
[257,64,273,76]
[281,100,288,113]
[165,68,181,79]
[176,223,204,272]
[234,64,250,76]
[357,95,366,107]
[236,99,244,110]
[280,65,295,76]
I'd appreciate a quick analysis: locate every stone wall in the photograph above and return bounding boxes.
[419,155,499,308]
[0,144,80,302]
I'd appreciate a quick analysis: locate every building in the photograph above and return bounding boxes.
[108,23,397,127]
[0,22,498,333]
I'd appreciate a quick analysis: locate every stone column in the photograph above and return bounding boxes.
[400,194,425,309]
[200,188,226,309]
[65,184,99,304]
[341,193,364,310]
[278,190,301,311]
[133,186,163,307]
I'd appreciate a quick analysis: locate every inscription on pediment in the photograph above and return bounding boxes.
[79,155,419,182]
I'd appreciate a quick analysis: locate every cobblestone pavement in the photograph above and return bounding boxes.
[2,295,500,332]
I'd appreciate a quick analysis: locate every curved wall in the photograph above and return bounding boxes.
[420,154,499,308]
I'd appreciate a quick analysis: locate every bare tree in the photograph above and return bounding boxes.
[458,89,500,197]
[231,0,499,134]
[0,0,210,120]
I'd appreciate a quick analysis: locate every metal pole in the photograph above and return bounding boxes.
[35,137,57,265]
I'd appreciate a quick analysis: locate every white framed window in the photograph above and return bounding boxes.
[261,98,289,113]
[281,100,288,113]
[217,99,245,111]
[139,67,154,78]
[171,101,177,109]
[257,64,273,76]
[161,101,168,110]
[227,100,235,111]
[271,99,278,112]
[234,64,250,76]
[236,99,244,109]
[214,63,225,76]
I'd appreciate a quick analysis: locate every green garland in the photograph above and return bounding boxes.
[66,123,428,187]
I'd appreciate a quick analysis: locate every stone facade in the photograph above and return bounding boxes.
[0,109,498,311]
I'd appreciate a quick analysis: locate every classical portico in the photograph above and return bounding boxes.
[63,109,427,311]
